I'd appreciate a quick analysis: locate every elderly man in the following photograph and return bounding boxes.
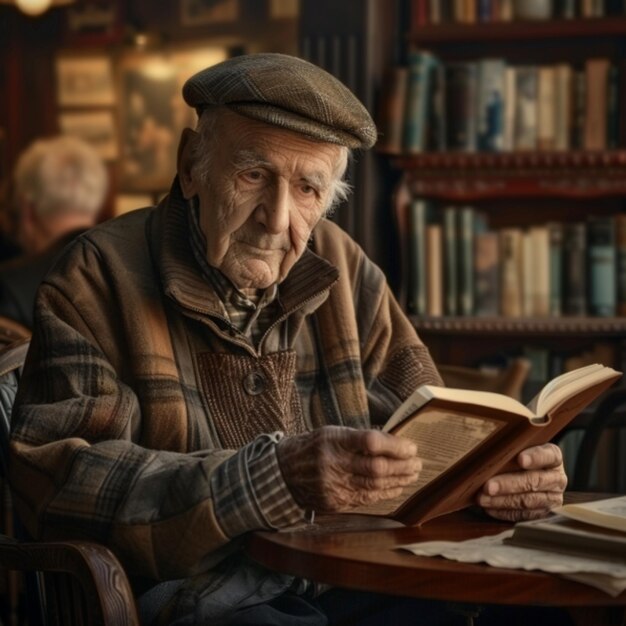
[0,135,109,328]
[10,54,568,625]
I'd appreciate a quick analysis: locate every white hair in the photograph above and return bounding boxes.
[190,107,352,214]
[13,135,108,218]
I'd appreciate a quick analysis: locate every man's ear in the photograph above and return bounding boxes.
[177,128,198,199]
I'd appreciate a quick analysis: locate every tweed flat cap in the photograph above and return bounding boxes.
[183,53,377,150]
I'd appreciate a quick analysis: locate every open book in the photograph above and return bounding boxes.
[354,363,621,525]
[505,496,626,563]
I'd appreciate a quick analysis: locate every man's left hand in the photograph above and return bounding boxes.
[476,443,567,522]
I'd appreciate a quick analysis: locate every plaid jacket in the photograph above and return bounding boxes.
[9,179,441,583]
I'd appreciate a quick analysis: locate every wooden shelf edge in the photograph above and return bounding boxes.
[384,150,626,170]
[410,316,626,336]
[408,16,626,44]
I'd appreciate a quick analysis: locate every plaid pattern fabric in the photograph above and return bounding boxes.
[9,177,441,584]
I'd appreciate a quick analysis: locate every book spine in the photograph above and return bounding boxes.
[513,66,538,151]
[584,58,610,151]
[426,223,444,316]
[606,64,620,149]
[457,206,476,316]
[587,216,617,317]
[548,222,564,316]
[530,226,551,316]
[553,64,573,151]
[615,214,626,316]
[443,206,459,316]
[499,228,523,317]
[474,229,500,316]
[445,63,478,152]
[476,58,506,152]
[403,52,430,153]
[376,66,409,153]
[537,66,557,151]
[562,222,588,316]
[571,68,587,150]
[407,199,430,316]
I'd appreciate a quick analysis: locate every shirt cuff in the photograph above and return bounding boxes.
[211,432,306,538]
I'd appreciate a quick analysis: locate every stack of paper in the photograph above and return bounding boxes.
[400,495,626,596]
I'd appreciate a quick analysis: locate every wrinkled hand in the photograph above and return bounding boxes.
[477,443,567,522]
[276,426,421,513]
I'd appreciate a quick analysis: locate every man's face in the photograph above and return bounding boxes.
[181,111,346,290]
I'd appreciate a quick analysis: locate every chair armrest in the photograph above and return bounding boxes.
[0,534,140,625]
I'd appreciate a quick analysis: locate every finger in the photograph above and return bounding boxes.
[356,430,418,459]
[483,507,553,523]
[347,453,422,479]
[482,466,567,497]
[477,489,564,512]
[348,471,419,491]
[517,443,563,470]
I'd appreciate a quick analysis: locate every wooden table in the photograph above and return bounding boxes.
[245,498,626,625]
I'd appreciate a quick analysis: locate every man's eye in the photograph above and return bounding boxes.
[242,170,264,182]
[300,185,316,195]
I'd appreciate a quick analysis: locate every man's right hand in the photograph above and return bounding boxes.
[276,426,421,513]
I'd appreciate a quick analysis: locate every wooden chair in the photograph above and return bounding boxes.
[0,338,140,626]
[571,388,626,493]
[438,357,531,401]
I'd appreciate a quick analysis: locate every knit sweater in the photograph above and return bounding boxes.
[9,179,441,586]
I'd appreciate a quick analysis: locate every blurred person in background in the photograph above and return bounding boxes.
[0,135,109,328]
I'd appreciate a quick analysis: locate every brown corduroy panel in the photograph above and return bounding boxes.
[197,350,306,449]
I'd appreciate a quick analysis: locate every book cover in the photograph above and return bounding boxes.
[562,222,588,316]
[587,215,617,317]
[506,495,626,561]
[444,62,478,152]
[355,364,621,525]
[476,58,506,151]
[513,66,538,151]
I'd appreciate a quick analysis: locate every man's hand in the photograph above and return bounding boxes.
[477,443,567,522]
[276,426,421,513]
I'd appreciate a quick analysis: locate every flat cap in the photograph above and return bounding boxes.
[183,53,377,150]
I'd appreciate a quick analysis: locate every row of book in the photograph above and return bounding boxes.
[413,0,626,25]
[377,52,620,154]
[405,201,626,318]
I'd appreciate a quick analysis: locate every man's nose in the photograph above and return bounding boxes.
[257,183,290,234]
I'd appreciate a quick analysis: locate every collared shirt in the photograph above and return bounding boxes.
[187,202,280,348]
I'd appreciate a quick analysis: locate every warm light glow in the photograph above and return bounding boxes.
[15,0,52,15]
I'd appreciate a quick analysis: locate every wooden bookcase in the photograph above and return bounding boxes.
[383,7,626,382]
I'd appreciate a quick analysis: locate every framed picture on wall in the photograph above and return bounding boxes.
[55,55,115,107]
[58,111,119,161]
[117,47,228,192]
[180,0,239,26]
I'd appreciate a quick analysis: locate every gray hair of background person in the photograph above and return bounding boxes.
[12,135,108,218]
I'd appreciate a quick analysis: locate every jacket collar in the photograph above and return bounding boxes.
[152,177,339,318]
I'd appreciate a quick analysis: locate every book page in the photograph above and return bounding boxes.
[553,495,626,533]
[528,364,619,415]
[355,409,503,516]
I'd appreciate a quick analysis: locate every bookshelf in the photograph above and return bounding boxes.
[381,2,626,387]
